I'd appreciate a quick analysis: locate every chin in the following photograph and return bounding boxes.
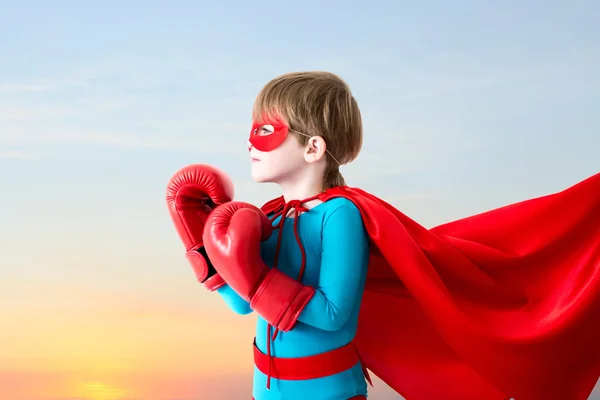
[252,175,270,183]
[251,169,275,183]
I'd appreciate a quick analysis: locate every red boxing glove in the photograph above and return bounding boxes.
[166,164,234,291]
[203,201,316,331]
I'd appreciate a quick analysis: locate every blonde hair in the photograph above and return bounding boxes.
[252,71,363,190]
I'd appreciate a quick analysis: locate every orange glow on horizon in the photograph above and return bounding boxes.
[0,280,258,399]
[73,381,131,400]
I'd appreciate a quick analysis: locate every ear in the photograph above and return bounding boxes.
[304,136,327,164]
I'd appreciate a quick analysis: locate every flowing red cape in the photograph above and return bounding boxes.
[261,173,600,400]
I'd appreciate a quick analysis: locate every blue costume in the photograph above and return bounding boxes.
[217,198,370,399]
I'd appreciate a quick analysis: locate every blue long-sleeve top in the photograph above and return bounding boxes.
[216,197,370,400]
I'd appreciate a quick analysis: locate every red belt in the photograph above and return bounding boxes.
[253,338,372,383]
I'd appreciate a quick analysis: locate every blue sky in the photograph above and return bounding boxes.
[1,1,598,219]
[0,1,598,399]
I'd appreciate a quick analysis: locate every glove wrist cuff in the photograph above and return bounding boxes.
[250,268,315,331]
[203,274,226,291]
[186,249,223,291]
[185,250,209,281]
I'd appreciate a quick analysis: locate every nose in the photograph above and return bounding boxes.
[247,140,253,151]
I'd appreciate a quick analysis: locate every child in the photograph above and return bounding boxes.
[168,72,600,400]
[207,71,371,400]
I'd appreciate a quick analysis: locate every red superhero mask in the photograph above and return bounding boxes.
[248,114,341,165]
[249,122,289,152]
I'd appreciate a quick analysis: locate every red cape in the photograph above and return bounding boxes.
[261,173,600,400]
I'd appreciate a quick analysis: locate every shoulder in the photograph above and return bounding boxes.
[319,197,364,229]
[319,198,369,247]
[319,197,358,213]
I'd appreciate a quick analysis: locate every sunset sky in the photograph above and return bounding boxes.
[1,1,599,399]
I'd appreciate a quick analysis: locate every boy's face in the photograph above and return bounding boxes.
[248,122,307,184]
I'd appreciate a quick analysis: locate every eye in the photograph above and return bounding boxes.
[258,124,274,135]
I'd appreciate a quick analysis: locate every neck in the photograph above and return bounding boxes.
[280,180,323,203]
[279,170,325,208]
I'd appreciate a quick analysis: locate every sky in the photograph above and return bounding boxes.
[0,0,598,399]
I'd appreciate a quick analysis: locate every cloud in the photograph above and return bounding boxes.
[0,125,248,155]
[0,150,44,160]
[0,65,149,95]
[0,84,55,94]
[0,105,81,121]
[0,65,255,155]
